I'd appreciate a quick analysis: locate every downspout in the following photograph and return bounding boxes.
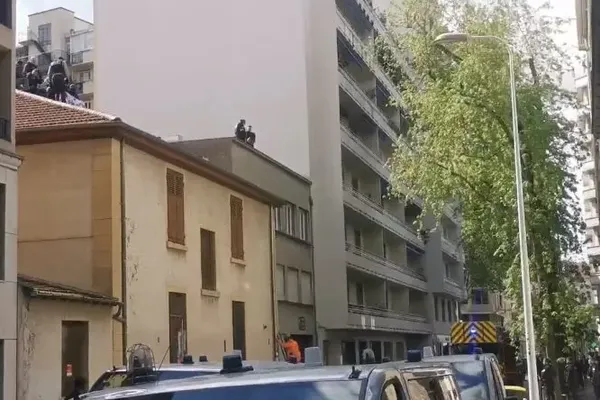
[309,195,318,346]
[269,205,279,361]
[120,138,128,365]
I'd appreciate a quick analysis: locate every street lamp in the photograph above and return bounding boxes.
[433,32,540,400]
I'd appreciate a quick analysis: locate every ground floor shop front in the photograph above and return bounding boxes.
[320,330,432,365]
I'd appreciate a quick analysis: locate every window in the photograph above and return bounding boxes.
[356,282,365,305]
[84,101,93,109]
[407,376,456,400]
[383,342,393,361]
[300,271,312,304]
[441,299,446,322]
[472,289,489,305]
[351,176,359,190]
[434,296,439,321]
[276,265,285,300]
[447,300,452,322]
[395,342,405,360]
[382,382,399,400]
[354,229,362,248]
[451,360,489,400]
[0,184,4,280]
[230,195,244,259]
[286,267,299,302]
[38,23,52,47]
[445,263,450,278]
[275,204,295,236]
[298,208,309,241]
[166,169,185,245]
[200,229,216,291]
[0,0,11,27]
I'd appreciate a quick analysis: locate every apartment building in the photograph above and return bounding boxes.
[576,0,600,309]
[15,91,281,400]
[93,0,466,363]
[459,288,505,325]
[169,137,316,357]
[17,7,94,107]
[0,0,23,398]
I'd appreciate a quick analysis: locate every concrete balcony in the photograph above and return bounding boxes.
[583,159,595,171]
[336,11,400,101]
[70,49,93,68]
[338,68,398,141]
[584,186,597,200]
[442,236,464,262]
[347,304,431,334]
[346,242,427,291]
[460,303,500,314]
[343,185,424,249]
[340,124,389,180]
[588,244,600,257]
[443,278,465,299]
[587,216,600,228]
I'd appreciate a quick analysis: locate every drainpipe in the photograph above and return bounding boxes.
[120,138,128,365]
[309,195,318,347]
[269,205,278,360]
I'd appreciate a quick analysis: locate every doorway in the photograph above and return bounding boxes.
[232,301,246,360]
[291,334,314,363]
[168,292,187,363]
[61,321,89,397]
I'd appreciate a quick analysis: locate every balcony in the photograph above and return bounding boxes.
[74,80,93,95]
[339,68,398,140]
[442,236,464,262]
[70,50,93,67]
[341,124,389,179]
[589,244,600,257]
[583,159,595,171]
[587,216,600,228]
[443,278,465,299]
[336,12,399,101]
[347,304,431,334]
[343,185,424,249]
[584,186,597,200]
[346,242,427,291]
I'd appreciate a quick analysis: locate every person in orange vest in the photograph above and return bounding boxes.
[280,334,302,364]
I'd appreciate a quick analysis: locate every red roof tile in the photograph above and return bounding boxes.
[15,90,120,131]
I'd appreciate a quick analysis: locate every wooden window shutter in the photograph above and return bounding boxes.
[200,229,216,291]
[230,195,244,259]
[166,169,185,245]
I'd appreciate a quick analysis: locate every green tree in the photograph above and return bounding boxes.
[377,0,596,357]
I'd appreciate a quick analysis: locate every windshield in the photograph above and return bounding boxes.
[451,361,489,400]
[90,370,219,392]
[105,380,363,400]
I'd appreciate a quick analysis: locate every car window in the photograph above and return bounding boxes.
[451,361,489,400]
[112,380,364,400]
[382,381,400,400]
[406,376,454,400]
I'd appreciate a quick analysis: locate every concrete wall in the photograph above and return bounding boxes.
[18,139,123,365]
[17,296,113,400]
[122,144,274,360]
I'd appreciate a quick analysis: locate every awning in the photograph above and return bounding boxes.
[18,274,121,306]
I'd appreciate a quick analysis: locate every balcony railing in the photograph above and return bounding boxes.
[346,242,425,279]
[336,11,400,101]
[339,68,398,140]
[0,118,10,142]
[348,303,427,322]
[343,184,424,247]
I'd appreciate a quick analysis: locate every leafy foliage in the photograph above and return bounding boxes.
[378,0,595,353]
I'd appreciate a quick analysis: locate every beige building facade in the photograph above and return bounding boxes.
[1,0,24,399]
[15,91,280,400]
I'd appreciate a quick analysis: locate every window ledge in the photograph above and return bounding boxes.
[167,241,187,251]
[230,257,246,266]
[201,289,220,298]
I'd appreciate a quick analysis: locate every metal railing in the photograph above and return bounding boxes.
[339,68,399,141]
[336,11,400,100]
[343,183,420,235]
[346,242,425,279]
[348,303,427,322]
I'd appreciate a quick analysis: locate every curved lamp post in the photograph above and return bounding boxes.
[434,32,540,400]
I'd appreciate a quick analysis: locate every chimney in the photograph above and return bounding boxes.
[164,134,184,143]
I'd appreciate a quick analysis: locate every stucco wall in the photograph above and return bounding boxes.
[122,145,274,361]
[17,296,113,400]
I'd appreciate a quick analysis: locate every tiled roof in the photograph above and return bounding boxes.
[15,90,120,130]
[18,274,121,306]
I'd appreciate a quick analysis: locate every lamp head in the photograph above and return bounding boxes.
[433,32,470,45]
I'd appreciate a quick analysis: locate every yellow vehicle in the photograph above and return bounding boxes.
[450,321,521,385]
